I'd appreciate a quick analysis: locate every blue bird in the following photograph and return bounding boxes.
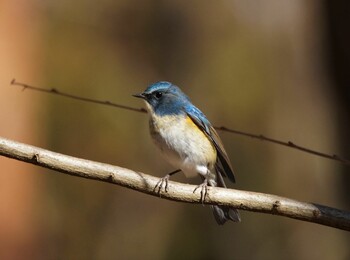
[133,81,240,225]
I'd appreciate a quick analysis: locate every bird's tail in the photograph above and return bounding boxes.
[211,205,241,225]
[210,166,241,225]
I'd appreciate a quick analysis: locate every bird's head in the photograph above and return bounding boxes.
[133,81,190,115]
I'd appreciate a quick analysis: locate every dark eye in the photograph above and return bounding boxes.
[154,91,163,99]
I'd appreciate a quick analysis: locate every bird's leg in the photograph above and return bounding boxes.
[193,178,209,204]
[193,166,213,203]
[154,169,181,195]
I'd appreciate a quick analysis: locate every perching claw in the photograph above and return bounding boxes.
[193,178,209,204]
[153,169,181,195]
[154,174,170,195]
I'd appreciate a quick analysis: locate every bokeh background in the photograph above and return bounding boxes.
[1,1,349,259]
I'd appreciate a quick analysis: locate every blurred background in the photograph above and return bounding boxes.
[0,0,349,259]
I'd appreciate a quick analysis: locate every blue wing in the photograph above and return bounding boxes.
[185,105,236,183]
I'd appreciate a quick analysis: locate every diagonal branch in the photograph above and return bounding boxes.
[0,136,349,231]
[10,79,147,113]
[10,79,350,166]
[215,126,350,165]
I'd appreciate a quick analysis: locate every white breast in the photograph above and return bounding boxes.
[149,113,217,178]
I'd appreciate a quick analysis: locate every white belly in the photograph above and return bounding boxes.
[149,114,217,178]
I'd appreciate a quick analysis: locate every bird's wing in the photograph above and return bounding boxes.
[185,106,236,183]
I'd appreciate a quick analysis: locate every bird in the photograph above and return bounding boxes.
[133,81,240,225]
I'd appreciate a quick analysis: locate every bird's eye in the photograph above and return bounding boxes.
[154,91,163,99]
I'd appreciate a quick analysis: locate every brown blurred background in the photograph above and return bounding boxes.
[0,1,349,259]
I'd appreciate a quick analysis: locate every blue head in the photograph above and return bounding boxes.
[133,81,191,116]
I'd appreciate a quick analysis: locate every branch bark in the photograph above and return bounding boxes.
[0,136,349,231]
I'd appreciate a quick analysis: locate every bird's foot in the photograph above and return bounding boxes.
[153,169,180,196]
[193,179,209,204]
[154,174,171,195]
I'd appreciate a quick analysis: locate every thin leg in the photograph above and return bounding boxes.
[154,169,181,194]
[193,178,209,204]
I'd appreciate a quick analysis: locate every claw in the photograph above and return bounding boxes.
[154,174,170,195]
[153,169,181,196]
[193,179,209,203]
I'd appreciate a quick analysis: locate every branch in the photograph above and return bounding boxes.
[215,126,350,165]
[0,136,349,231]
[10,79,350,166]
[10,79,147,113]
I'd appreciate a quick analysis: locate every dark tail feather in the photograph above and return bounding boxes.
[211,205,241,225]
[211,165,241,225]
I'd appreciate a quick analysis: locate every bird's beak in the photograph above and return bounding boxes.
[132,93,145,99]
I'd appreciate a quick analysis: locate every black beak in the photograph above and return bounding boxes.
[132,93,145,99]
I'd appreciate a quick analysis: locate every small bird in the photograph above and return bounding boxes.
[133,81,240,225]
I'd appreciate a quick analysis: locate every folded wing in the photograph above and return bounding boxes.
[185,106,235,183]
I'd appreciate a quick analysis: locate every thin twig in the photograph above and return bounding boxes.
[10,79,147,113]
[216,126,350,165]
[0,136,349,231]
[10,79,350,166]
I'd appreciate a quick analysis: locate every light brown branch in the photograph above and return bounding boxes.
[0,136,349,231]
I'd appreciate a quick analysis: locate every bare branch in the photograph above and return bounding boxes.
[0,136,349,231]
[10,79,350,166]
[215,126,350,165]
[10,79,147,113]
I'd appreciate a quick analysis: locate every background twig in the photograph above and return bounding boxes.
[10,79,350,166]
[0,136,349,231]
